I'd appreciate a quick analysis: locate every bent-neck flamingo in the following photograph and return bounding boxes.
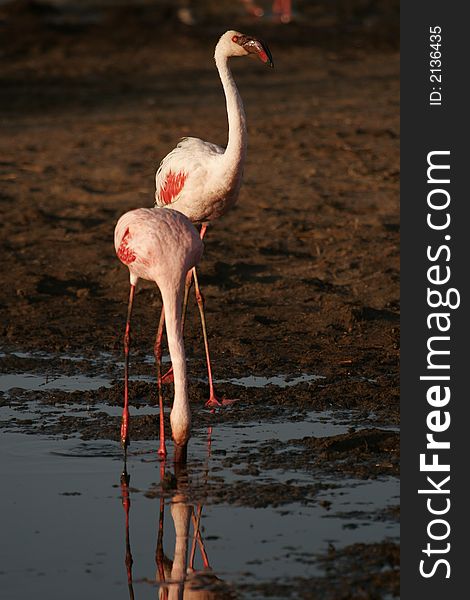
[115,207,203,462]
[154,30,273,408]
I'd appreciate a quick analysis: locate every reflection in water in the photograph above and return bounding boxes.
[120,428,231,600]
[120,468,135,600]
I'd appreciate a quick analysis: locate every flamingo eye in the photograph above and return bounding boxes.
[232,35,239,43]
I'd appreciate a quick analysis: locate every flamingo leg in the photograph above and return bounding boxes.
[192,224,227,408]
[273,0,291,22]
[241,0,264,17]
[182,267,194,329]
[154,305,167,457]
[121,284,135,451]
[192,267,223,408]
[282,0,292,22]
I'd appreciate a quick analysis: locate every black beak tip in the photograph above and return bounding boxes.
[263,47,274,68]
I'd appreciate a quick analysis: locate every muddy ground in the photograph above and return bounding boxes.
[0,1,399,597]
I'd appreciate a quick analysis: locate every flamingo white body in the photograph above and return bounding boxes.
[115,207,203,459]
[155,136,241,224]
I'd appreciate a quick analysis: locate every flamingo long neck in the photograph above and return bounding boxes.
[215,49,247,177]
[161,283,190,447]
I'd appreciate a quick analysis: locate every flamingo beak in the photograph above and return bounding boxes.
[243,37,274,68]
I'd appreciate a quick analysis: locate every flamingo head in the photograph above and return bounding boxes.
[218,30,274,67]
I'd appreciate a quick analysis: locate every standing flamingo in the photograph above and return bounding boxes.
[177,2,292,23]
[154,30,273,407]
[242,0,292,22]
[115,207,203,462]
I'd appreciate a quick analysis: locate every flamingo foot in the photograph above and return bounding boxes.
[205,395,238,409]
[205,396,221,409]
[160,366,174,385]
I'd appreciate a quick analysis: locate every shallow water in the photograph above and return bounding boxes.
[215,373,325,388]
[0,353,399,598]
[0,372,111,393]
[0,431,398,599]
[0,367,324,394]
[0,395,364,437]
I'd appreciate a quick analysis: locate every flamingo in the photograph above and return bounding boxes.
[177,1,292,23]
[154,30,273,407]
[242,0,292,22]
[115,206,203,462]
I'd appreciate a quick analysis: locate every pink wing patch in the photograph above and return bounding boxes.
[159,170,187,205]
[117,228,136,265]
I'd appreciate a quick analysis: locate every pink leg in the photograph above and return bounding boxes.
[195,225,220,406]
[192,267,222,408]
[121,284,135,450]
[181,225,206,334]
[273,0,291,22]
[282,0,292,22]
[194,226,236,407]
[241,0,264,17]
[154,306,167,457]
[182,266,195,328]
[155,306,165,382]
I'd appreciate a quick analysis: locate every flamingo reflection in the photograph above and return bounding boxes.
[120,442,230,599]
[120,468,135,600]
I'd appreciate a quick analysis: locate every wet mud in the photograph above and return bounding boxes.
[0,1,399,598]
